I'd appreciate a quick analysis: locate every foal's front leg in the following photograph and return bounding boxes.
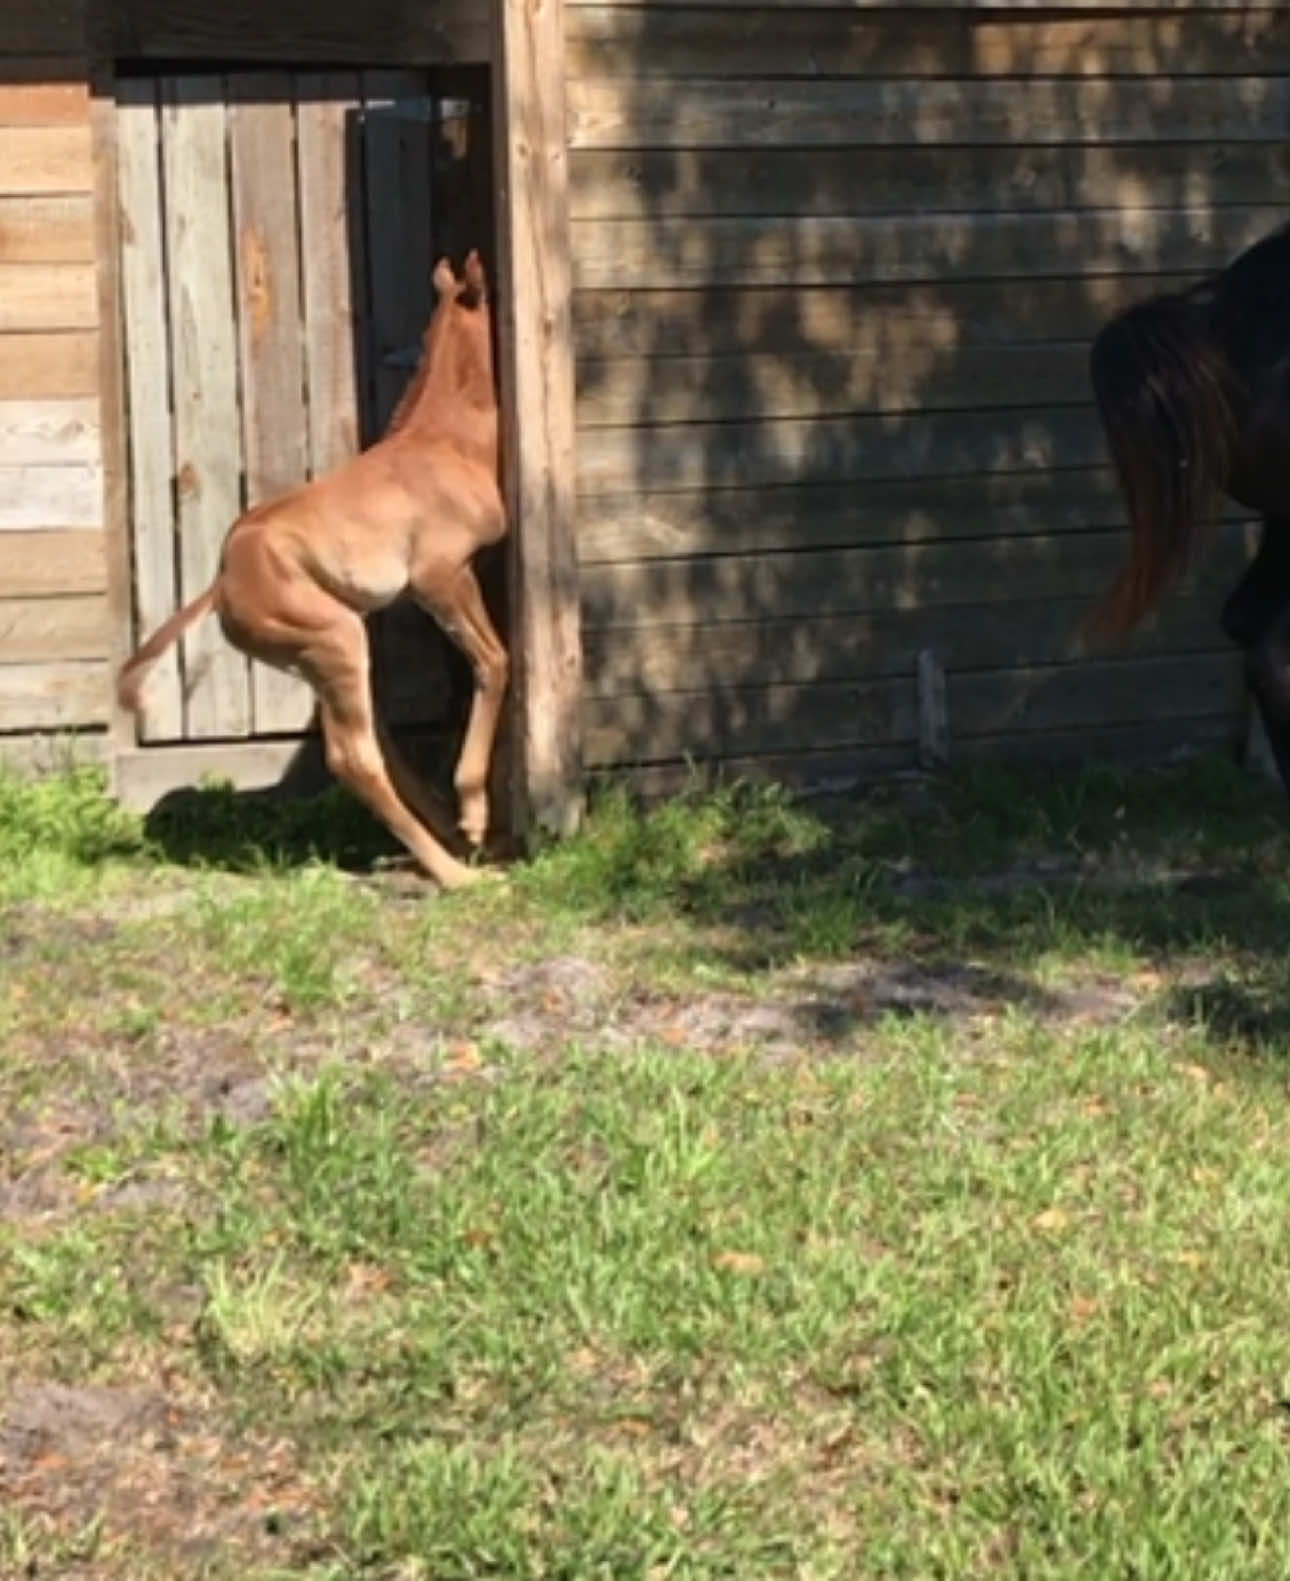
[416,565,509,848]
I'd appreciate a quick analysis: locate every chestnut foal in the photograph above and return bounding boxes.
[118,251,508,889]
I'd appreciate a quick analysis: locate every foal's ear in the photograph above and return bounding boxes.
[464,250,488,298]
[432,257,459,299]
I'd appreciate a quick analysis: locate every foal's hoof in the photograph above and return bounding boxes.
[435,857,504,892]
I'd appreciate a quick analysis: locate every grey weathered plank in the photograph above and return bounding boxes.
[0,658,108,730]
[576,404,1108,496]
[161,74,249,739]
[0,462,101,527]
[570,205,1283,291]
[117,75,182,741]
[571,275,1204,361]
[570,142,1290,222]
[576,469,1133,563]
[296,71,362,477]
[565,7,1290,81]
[577,341,1092,427]
[581,591,1229,699]
[582,650,1237,766]
[579,528,1141,629]
[0,397,98,464]
[568,75,1290,151]
[228,72,316,736]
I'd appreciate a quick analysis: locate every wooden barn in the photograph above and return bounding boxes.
[1,1,1287,840]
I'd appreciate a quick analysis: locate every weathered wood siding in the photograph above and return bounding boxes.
[0,60,108,741]
[566,4,1290,784]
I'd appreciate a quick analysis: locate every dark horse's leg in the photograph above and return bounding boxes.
[1223,518,1290,795]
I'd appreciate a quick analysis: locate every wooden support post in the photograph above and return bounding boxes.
[491,0,584,842]
[88,56,137,784]
[917,647,949,769]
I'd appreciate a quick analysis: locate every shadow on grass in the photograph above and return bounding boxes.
[523,751,1290,1044]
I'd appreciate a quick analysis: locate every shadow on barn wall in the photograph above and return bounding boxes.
[566,6,1290,793]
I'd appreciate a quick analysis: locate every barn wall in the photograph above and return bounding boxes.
[0,53,109,747]
[0,0,484,771]
[565,3,1290,787]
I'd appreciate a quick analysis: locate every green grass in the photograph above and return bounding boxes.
[4,753,1290,1576]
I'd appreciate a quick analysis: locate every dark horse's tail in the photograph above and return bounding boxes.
[1086,292,1239,642]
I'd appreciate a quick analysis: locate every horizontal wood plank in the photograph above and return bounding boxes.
[583,650,1238,765]
[110,0,487,62]
[0,194,94,261]
[580,527,1174,629]
[571,3,1290,14]
[0,125,92,193]
[568,75,1290,151]
[577,405,1107,495]
[600,716,1237,796]
[571,142,1290,221]
[583,589,1230,697]
[571,206,1282,291]
[572,275,1204,360]
[0,79,89,125]
[0,463,103,527]
[0,398,99,464]
[0,263,97,330]
[0,529,105,595]
[566,8,1290,81]
[577,469,1134,562]
[0,593,109,661]
[0,728,105,777]
[0,331,98,398]
[578,340,1092,426]
[0,658,107,730]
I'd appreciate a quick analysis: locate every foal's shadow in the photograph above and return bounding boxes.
[142,725,471,876]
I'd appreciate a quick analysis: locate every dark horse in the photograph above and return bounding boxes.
[1089,219,1290,794]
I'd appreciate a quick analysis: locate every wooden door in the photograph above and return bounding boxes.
[115,67,487,746]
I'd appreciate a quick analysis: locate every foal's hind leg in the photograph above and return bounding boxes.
[413,565,508,849]
[299,610,484,890]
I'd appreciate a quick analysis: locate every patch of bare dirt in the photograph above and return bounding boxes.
[475,953,1144,1062]
[0,1379,320,1573]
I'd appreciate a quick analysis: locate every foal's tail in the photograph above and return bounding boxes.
[117,586,216,713]
[1085,293,1239,643]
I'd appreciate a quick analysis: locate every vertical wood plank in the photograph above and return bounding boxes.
[90,60,130,764]
[228,72,315,735]
[116,76,182,740]
[296,71,362,477]
[492,0,584,839]
[161,74,249,739]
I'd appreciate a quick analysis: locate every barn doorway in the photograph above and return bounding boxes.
[113,63,496,780]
